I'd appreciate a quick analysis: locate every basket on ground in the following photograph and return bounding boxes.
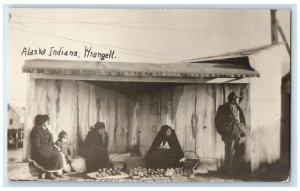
[182,150,199,170]
[111,155,125,171]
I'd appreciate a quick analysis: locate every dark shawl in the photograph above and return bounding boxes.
[82,128,110,172]
[145,125,184,169]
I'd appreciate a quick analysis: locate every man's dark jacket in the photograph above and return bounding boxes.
[215,102,246,143]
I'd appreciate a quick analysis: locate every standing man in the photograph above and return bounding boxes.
[215,92,248,176]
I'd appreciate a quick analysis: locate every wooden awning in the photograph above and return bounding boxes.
[22,56,259,83]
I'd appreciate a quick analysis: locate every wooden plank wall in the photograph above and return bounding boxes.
[24,79,250,167]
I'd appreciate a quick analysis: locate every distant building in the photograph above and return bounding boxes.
[8,103,25,130]
[8,103,25,148]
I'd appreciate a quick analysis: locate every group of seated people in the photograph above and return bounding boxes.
[30,114,185,179]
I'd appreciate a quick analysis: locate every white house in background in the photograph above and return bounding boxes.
[8,103,25,130]
[8,103,25,148]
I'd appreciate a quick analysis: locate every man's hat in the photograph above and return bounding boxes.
[227,92,240,102]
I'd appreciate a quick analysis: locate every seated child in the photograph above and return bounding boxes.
[55,130,76,173]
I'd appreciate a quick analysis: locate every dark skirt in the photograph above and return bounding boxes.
[146,148,180,169]
[85,148,110,172]
[32,149,63,171]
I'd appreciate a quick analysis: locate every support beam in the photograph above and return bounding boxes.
[271,10,279,44]
[23,76,36,161]
[277,20,291,56]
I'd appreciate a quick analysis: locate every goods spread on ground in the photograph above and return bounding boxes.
[87,167,192,182]
[128,167,192,179]
[96,168,122,177]
[86,168,129,180]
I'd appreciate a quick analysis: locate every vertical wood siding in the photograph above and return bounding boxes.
[24,80,250,168]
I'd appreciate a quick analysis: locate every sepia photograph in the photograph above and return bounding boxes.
[6,8,291,183]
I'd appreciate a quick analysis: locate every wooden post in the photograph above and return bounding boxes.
[23,75,36,161]
[277,21,291,56]
[271,10,279,44]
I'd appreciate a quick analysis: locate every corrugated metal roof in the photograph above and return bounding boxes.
[22,58,259,78]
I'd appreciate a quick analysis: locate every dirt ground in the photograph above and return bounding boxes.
[8,147,289,183]
[8,148,23,163]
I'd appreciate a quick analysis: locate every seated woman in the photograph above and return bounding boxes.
[30,114,64,179]
[82,122,110,172]
[145,125,185,169]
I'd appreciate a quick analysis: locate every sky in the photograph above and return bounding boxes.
[7,9,291,106]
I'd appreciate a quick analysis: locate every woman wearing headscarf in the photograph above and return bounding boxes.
[145,125,185,169]
[30,114,64,179]
[82,122,110,172]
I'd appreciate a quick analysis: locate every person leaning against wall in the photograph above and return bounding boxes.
[215,92,250,176]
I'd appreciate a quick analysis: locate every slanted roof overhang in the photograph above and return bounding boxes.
[22,55,259,84]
